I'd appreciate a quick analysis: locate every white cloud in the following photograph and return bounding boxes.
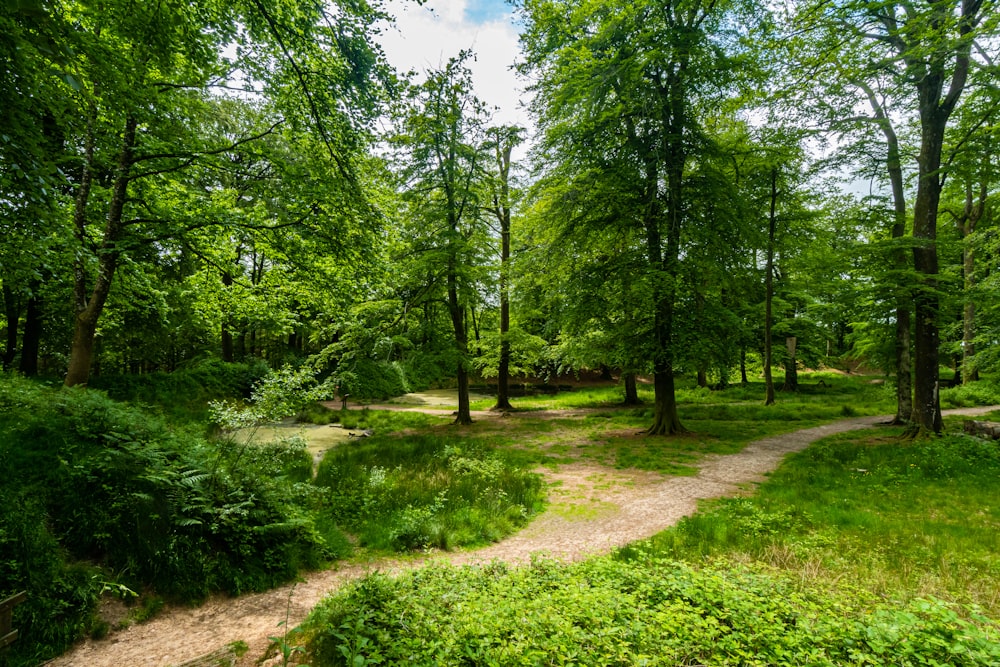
[379,0,530,130]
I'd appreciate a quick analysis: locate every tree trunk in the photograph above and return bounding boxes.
[448,254,472,425]
[900,0,977,435]
[646,158,685,435]
[493,133,515,412]
[763,166,777,406]
[782,336,798,392]
[957,170,986,384]
[19,292,43,376]
[623,372,640,405]
[648,366,684,435]
[66,115,138,387]
[2,284,19,370]
[859,80,912,424]
[740,348,749,384]
[697,368,707,388]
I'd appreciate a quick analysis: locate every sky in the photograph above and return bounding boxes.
[378,0,530,130]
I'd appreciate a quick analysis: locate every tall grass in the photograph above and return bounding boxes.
[315,434,544,551]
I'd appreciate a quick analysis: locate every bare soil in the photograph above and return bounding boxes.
[47,406,997,667]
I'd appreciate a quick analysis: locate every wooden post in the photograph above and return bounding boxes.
[0,591,27,650]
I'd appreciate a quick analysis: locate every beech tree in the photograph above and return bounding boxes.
[393,53,491,425]
[487,125,524,412]
[791,0,999,434]
[519,0,765,434]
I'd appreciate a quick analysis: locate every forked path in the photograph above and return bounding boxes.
[49,407,996,667]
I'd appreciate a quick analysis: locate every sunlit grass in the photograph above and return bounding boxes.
[624,426,1000,615]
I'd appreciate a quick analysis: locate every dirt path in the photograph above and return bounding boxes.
[48,407,997,667]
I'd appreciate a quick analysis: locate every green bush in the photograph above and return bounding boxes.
[941,380,1000,408]
[400,351,454,391]
[88,358,272,420]
[301,558,1000,666]
[296,401,340,425]
[0,375,339,665]
[0,489,105,667]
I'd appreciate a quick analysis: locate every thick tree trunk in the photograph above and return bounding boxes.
[623,372,640,405]
[740,348,749,385]
[646,160,685,435]
[66,115,137,387]
[448,254,472,425]
[908,106,951,434]
[697,368,707,388]
[648,367,683,435]
[900,0,976,435]
[19,292,43,376]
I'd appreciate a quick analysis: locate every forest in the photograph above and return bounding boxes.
[2,0,1000,665]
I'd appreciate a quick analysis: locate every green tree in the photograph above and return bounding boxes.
[487,125,524,411]
[520,0,765,434]
[791,0,999,434]
[393,53,492,425]
[0,0,387,386]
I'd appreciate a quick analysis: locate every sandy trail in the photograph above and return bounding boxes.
[48,407,996,667]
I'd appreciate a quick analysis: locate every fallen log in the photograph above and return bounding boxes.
[963,420,1000,440]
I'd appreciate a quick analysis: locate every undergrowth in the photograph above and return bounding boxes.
[315,435,544,551]
[0,375,341,666]
[300,557,1000,666]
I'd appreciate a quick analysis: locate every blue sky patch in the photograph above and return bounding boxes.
[465,0,512,23]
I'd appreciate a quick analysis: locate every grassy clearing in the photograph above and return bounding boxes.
[296,375,1000,665]
[442,374,896,474]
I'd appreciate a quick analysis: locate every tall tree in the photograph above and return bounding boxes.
[487,125,524,411]
[394,53,491,425]
[792,0,999,433]
[520,0,764,434]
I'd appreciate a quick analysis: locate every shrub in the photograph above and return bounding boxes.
[941,380,1000,408]
[315,435,543,552]
[0,375,338,664]
[88,358,272,421]
[401,351,456,391]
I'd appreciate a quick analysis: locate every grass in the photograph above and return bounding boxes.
[314,432,545,552]
[295,372,1000,666]
[421,374,896,474]
[623,426,1000,615]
